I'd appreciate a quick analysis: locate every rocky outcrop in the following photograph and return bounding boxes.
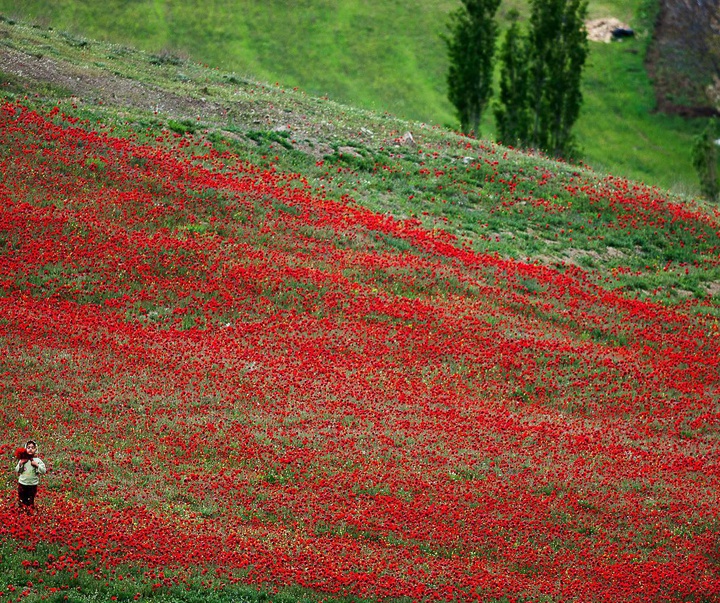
[585,18,634,43]
[646,0,720,116]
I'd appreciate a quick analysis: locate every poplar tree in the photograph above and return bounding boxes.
[525,0,589,157]
[445,0,501,135]
[493,10,530,147]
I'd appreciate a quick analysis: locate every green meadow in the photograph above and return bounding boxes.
[0,0,712,196]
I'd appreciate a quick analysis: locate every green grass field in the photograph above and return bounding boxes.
[0,0,713,197]
[574,34,706,193]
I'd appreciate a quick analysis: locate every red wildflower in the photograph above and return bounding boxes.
[15,447,32,460]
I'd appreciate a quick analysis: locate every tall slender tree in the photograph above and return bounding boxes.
[493,9,530,147]
[525,0,589,157]
[444,0,501,136]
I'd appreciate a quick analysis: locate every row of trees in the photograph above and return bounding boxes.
[445,0,589,158]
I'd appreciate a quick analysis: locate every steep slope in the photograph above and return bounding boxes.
[0,1,710,194]
[0,18,719,603]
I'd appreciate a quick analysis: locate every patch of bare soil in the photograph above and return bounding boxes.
[703,280,720,297]
[645,0,720,117]
[0,45,224,119]
[0,38,338,159]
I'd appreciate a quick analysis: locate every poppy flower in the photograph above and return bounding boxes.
[15,447,32,460]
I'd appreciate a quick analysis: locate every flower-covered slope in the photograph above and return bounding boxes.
[0,103,718,602]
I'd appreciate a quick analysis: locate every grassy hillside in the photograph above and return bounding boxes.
[0,17,719,603]
[0,0,710,195]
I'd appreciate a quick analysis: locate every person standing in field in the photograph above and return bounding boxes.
[15,440,46,514]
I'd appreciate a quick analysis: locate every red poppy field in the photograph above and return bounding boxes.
[0,100,719,603]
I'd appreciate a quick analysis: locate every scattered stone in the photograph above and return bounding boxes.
[396,131,416,147]
[586,18,633,43]
[611,27,635,39]
[338,146,362,158]
[703,280,720,297]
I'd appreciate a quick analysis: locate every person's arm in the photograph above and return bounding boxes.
[33,458,46,474]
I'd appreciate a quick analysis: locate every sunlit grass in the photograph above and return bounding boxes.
[0,0,711,195]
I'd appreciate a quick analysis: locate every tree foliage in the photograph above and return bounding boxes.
[493,9,530,148]
[495,0,589,158]
[444,0,501,136]
[692,118,719,202]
